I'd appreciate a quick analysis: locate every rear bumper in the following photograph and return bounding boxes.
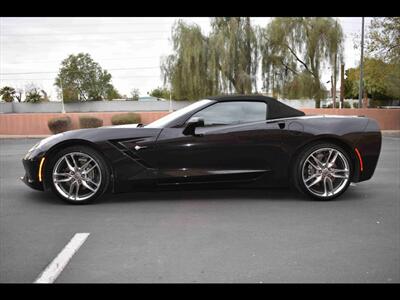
[353,119,382,183]
[21,157,44,191]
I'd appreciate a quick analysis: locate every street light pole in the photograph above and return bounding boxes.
[169,82,173,113]
[358,17,365,108]
[60,78,66,114]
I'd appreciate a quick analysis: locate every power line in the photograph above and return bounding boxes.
[0,66,160,75]
[0,75,161,80]
[1,30,172,36]
[0,37,171,44]
[0,57,159,64]
[0,21,192,28]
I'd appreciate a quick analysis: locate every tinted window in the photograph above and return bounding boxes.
[191,101,267,126]
[146,99,213,128]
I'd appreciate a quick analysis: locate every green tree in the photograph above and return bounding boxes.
[280,71,327,100]
[149,86,172,99]
[209,17,259,93]
[55,53,119,101]
[106,86,121,100]
[161,18,259,100]
[366,17,400,64]
[259,17,344,107]
[25,84,45,103]
[161,20,217,100]
[0,86,16,102]
[344,57,400,100]
[130,88,140,100]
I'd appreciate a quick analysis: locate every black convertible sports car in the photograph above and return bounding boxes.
[22,95,382,204]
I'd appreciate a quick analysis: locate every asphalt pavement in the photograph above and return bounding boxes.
[0,137,399,283]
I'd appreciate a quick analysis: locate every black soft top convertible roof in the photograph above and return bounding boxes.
[207,95,305,119]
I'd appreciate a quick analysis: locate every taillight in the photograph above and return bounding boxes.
[354,148,363,172]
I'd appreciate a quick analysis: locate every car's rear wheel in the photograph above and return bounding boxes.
[293,143,352,200]
[47,146,110,204]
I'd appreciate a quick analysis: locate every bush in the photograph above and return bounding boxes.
[111,113,141,125]
[79,115,103,128]
[48,116,72,134]
[326,101,351,108]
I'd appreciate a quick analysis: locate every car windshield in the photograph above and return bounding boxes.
[145,99,213,128]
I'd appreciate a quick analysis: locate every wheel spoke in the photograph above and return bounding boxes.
[82,164,96,175]
[75,182,80,200]
[54,176,72,183]
[70,154,78,168]
[68,181,76,199]
[310,154,324,168]
[304,173,318,183]
[54,172,70,176]
[64,156,75,171]
[326,177,334,195]
[306,175,322,188]
[81,158,93,171]
[325,149,333,164]
[322,178,327,196]
[306,158,320,170]
[85,177,99,188]
[82,180,96,192]
[328,152,339,167]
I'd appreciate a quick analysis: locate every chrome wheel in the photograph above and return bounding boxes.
[52,152,102,201]
[301,147,350,198]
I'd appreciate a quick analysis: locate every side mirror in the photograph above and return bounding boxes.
[183,117,204,136]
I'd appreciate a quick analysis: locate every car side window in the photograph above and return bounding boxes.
[190,101,267,126]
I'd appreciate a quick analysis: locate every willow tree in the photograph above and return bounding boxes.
[209,17,259,94]
[161,20,219,100]
[161,18,259,100]
[259,17,344,107]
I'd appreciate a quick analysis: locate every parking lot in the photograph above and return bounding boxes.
[0,136,399,283]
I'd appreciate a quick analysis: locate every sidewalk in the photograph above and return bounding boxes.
[1,131,399,139]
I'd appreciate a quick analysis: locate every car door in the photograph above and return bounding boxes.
[154,101,284,185]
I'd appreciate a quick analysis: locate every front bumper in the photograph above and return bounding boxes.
[21,157,44,191]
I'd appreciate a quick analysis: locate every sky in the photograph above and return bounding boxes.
[0,17,373,101]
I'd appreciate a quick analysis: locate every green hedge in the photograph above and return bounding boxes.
[326,101,351,108]
[48,116,72,134]
[111,113,141,125]
[79,115,103,128]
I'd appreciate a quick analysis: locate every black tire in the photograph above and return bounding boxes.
[292,142,353,201]
[45,145,110,204]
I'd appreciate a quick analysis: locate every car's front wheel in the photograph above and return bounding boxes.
[293,143,352,200]
[46,146,110,204]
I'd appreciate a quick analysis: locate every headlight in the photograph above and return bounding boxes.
[28,142,40,153]
[27,133,62,154]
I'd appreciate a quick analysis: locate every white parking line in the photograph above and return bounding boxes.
[34,233,90,284]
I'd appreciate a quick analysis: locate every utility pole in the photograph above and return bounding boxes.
[358,17,365,108]
[331,75,334,106]
[340,64,344,109]
[169,82,173,113]
[60,79,66,114]
[333,19,338,109]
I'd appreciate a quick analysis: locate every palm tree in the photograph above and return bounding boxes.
[0,86,16,102]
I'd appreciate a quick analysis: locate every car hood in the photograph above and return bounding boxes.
[28,125,162,158]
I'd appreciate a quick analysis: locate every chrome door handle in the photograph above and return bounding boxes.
[134,145,148,151]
